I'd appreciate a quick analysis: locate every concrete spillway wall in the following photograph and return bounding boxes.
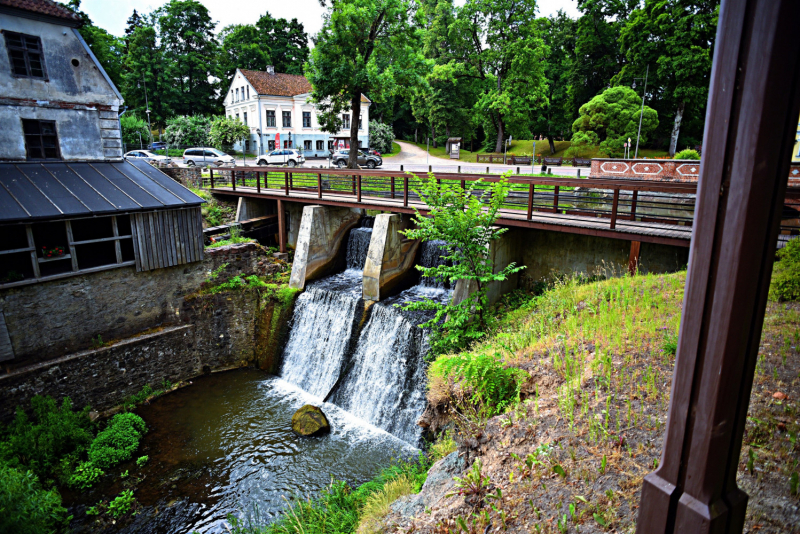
[363,214,420,302]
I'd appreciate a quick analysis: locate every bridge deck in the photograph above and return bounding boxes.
[210,184,693,247]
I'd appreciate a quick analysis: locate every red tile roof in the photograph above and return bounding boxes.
[0,0,83,23]
[239,69,370,102]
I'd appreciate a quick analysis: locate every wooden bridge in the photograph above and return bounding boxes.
[203,167,800,250]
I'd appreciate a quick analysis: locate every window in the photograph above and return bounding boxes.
[304,140,312,150]
[282,111,291,128]
[246,86,250,99]
[359,140,364,148]
[359,117,363,130]
[235,113,240,122]
[3,31,46,80]
[243,112,248,125]
[303,112,311,128]
[23,120,59,160]
[268,140,275,151]
[328,140,334,150]
[229,91,233,104]
[283,140,292,148]
[245,140,250,151]
[316,140,324,151]
[235,88,239,101]
[342,114,350,129]
[266,110,276,127]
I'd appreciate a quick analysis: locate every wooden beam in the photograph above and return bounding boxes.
[636,0,800,532]
[628,240,641,276]
[277,198,286,253]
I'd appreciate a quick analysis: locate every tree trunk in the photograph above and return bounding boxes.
[445,124,451,153]
[547,135,556,155]
[669,101,686,157]
[432,124,437,149]
[494,116,504,154]
[347,93,362,169]
[414,128,418,144]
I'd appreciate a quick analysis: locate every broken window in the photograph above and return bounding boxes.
[3,31,46,80]
[22,119,60,160]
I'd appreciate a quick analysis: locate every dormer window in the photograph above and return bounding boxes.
[3,31,47,80]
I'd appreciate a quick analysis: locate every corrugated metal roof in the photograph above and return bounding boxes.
[0,159,204,223]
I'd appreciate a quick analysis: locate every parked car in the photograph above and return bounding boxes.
[149,141,167,150]
[366,148,381,157]
[124,150,172,164]
[332,149,382,169]
[256,149,305,167]
[182,148,236,167]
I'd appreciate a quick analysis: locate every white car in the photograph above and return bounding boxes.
[256,149,305,167]
[182,148,236,167]
[124,150,172,164]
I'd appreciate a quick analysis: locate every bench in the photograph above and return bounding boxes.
[572,158,592,167]
[538,156,563,166]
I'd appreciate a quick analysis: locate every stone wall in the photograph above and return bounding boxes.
[160,166,203,188]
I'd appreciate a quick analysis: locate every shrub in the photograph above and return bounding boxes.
[674,148,701,160]
[770,238,800,301]
[68,461,104,490]
[369,120,394,154]
[0,395,94,483]
[88,413,146,469]
[432,352,527,414]
[0,461,69,534]
[107,490,136,518]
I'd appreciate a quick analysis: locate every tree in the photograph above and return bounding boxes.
[220,25,272,81]
[400,173,524,354]
[120,113,150,149]
[122,25,173,127]
[571,86,658,157]
[163,115,213,147]
[208,116,250,150]
[369,120,394,154]
[157,0,221,116]
[307,0,427,168]
[447,0,549,153]
[256,14,310,75]
[531,11,577,154]
[123,9,145,52]
[617,0,720,155]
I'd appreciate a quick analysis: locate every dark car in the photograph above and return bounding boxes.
[149,141,167,151]
[332,149,382,169]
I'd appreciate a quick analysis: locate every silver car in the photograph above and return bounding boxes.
[124,150,172,164]
[182,148,236,167]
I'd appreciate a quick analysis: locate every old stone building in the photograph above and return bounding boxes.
[0,0,123,161]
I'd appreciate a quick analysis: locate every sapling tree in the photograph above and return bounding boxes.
[400,172,524,354]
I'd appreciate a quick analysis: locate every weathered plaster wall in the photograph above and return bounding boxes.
[518,230,689,288]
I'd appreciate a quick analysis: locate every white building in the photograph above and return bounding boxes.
[225,67,370,158]
[0,0,123,161]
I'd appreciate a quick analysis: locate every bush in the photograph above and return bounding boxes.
[674,148,701,160]
[87,413,146,470]
[369,120,394,154]
[163,115,213,147]
[770,238,800,301]
[0,461,69,534]
[0,395,94,483]
[431,352,526,414]
[68,461,104,490]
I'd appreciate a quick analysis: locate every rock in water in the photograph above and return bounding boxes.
[291,405,330,436]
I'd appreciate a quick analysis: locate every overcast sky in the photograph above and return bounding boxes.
[81,0,580,38]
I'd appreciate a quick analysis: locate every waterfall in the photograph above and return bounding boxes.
[419,239,450,289]
[346,228,373,270]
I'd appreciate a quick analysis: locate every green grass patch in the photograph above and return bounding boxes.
[382,142,402,157]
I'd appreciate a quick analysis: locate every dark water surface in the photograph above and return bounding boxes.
[67,369,417,534]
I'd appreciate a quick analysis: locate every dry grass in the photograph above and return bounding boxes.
[358,476,414,534]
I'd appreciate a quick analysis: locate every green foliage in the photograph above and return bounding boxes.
[219,24,272,81]
[0,395,94,483]
[400,172,525,354]
[432,352,526,414]
[123,25,172,126]
[108,490,136,518]
[662,331,679,356]
[0,461,69,534]
[571,86,659,158]
[207,275,268,294]
[136,455,149,467]
[122,380,172,410]
[770,238,800,302]
[163,115,213,147]
[208,116,251,150]
[369,120,395,154]
[207,225,255,249]
[120,113,151,149]
[68,461,104,490]
[674,148,701,160]
[87,413,146,470]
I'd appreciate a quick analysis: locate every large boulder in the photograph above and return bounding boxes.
[291,405,330,437]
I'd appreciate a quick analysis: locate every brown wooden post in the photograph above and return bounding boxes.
[610,189,620,229]
[284,172,289,195]
[628,241,641,276]
[277,198,287,253]
[636,1,800,533]
[357,175,362,203]
[289,172,293,190]
[256,171,261,193]
[352,175,356,195]
[552,186,559,213]
[391,176,395,199]
[403,176,409,207]
[317,173,322,198]
[630,189,638,220]
[527,184,534,220]
[209,168,215,189]
[231,170,236,191]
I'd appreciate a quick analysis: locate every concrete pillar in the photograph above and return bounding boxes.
[289,205,362,290]
[235,196,274,222]
[362,214,420,301]
[451,228,524,308]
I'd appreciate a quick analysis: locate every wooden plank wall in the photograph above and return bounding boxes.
[130,207,205,272]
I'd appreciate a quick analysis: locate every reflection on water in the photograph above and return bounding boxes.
[67,369,416,534]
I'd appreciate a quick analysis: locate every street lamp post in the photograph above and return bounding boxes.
[145,109,153,148]
[631,64,649,159]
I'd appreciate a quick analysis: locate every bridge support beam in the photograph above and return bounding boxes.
[451,228,524,308]
[289,205,362,290]
[235,196,274,222]
[363,214,420,302]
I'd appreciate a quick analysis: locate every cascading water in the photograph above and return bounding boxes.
[419,239,451,289]
[346,228,373,270]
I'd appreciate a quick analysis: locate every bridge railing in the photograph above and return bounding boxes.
[203,167,800,235]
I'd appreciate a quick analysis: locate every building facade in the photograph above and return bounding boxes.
[0,0,123,161]
[225,67,370,158]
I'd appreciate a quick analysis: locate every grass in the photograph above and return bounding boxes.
[382,142,402,157]
[397,139,671,163]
